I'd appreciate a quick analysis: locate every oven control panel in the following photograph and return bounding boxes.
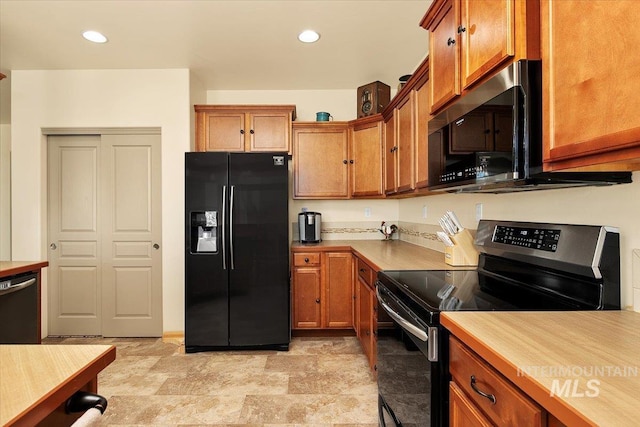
[493,225,561,252]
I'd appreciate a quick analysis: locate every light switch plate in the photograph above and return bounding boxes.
[633,249,640,288]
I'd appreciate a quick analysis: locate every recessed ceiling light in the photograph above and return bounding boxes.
[82,30,108,43]
[298,30,320,43]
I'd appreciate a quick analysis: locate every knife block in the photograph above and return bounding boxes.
[444,229,479,267]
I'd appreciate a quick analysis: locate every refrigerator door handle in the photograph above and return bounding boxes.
[222,185,227,270]
[230,185,235,270]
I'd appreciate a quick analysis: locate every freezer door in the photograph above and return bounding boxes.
[228,153,290,346]
[185,152,229,348]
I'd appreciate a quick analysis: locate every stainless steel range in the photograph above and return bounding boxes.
[375,220,621,427]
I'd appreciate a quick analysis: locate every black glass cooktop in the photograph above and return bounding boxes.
[377,268,598,318]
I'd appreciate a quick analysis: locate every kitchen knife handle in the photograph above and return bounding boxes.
[222,186,227,270]
[230,185,235,270]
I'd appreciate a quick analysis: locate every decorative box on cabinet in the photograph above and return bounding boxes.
[194,105,296,153]
[421,0,540,114]
[541,1,640,171]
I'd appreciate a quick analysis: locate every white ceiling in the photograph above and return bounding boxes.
[0,0,432,124]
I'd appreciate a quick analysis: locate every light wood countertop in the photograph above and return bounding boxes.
[291,239,453,271]
[441,311,640,427]
[0,261,48,280]
[0,344,116,426]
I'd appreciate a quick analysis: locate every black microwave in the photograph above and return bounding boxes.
[427,60,631,193]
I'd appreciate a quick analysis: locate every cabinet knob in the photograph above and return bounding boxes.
[304,257,309,263]
[447,37,456,46]
[315,298,320,304]
[349,160,354,164]
[250,129,255,134]
[343,159,348,164]
[495,129,500,134]
[359,268,366,272]
[484,129,491,134]
[457,25,466,34]
[240,129,245,134]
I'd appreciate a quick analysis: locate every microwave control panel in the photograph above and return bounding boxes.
[493,226,561,252]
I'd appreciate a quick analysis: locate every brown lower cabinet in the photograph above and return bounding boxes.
[449,335,566,427]
[291,247,391,374]
[291,251,353,330]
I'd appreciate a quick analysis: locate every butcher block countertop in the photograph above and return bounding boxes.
[0,261,48,279]
[442,311,640,427]
[291,240,453,271]
[0,344,116,426]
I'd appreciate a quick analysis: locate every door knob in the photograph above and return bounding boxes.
[50,243,57,250]
[153,243,160,250]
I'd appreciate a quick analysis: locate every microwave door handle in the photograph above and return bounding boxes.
[376,286,428,342]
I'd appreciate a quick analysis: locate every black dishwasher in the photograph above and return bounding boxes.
[0,271,40,343]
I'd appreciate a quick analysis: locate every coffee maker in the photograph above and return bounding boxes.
[298,212,322,243]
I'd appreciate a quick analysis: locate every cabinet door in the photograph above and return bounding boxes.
[323,252,353,329]
[383,115,397,194]
[249,111,291,153]
[293,125,349,199]
[199,112,245,152]
[415,79,431,189]
[542,1,640,170]
[397,96,416,193]
[292,267,322,329]
[351,120,383,197]
[358,278,374,366]
[460,0,515,90]
[450,381,494,427]
[429,0,460,113]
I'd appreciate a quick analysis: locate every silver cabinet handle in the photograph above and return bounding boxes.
[50,243,57,250]
[230,185,235,270]
[222,185,227,270]
[153,243,160,250]
[470,375,497,404]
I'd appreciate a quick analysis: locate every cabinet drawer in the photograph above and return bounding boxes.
[356,257,374,286]
[449,336,545,427]
[293,253,321,267]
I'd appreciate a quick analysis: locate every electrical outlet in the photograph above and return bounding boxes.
[475,203,483,221]
[364,207,371,217]
[422,205,428,219]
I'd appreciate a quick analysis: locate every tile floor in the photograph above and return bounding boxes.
[44,336,379,426]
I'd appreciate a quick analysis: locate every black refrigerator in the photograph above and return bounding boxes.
[185,152,290,353]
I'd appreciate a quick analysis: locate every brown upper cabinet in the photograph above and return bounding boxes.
[383,58,433,195]
[350,116,384,198]
[541,1,640,171]
[194,105,296,153]
[293,117,384,199]
[421,0,540,114]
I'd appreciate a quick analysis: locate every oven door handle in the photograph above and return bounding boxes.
[376,286,428,342]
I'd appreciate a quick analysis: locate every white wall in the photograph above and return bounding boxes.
[11,69,194,336]
[399,175,640,311]
[0,124,10,260]
[208,89,397,122]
